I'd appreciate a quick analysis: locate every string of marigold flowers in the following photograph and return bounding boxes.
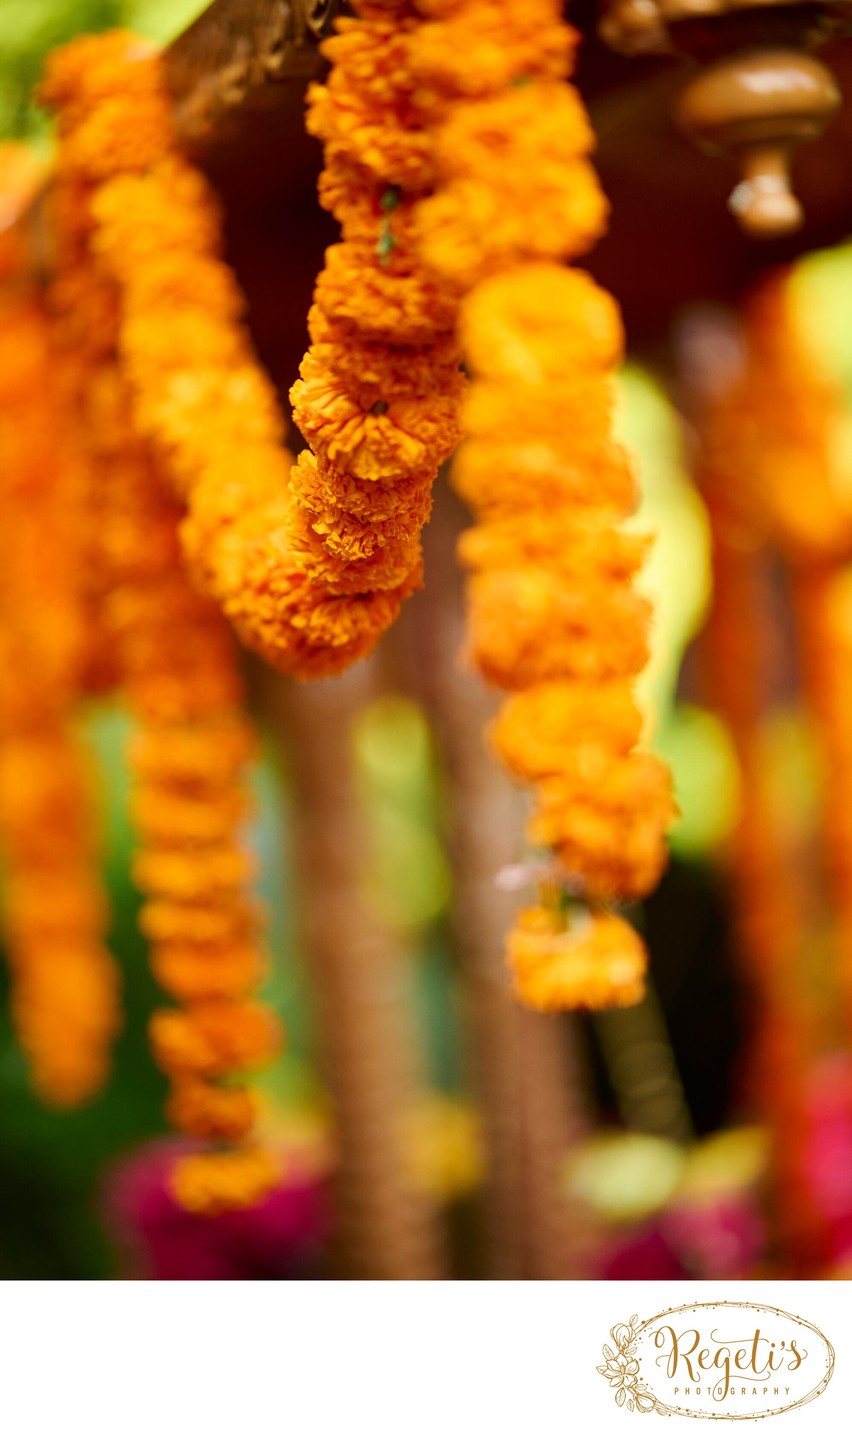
[42,23,464,681]
[100,404,281,1215]
[407,0,676,1011]
[699,269,852,565]
[0,147,120,1105]
[702,269,852,1042]
[691,279,832,1259]
[40,39,282,1213]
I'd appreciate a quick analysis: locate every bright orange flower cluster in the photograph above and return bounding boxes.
[100,417,281,1214]
[33,38,283,1213]
[703,271,852,1050]
[507,903,647,1012]
[693,281,831,1256]
[409,0,675,1009]
[700,269,852,565]
[0,150,119,1106]
[289,0,467,649]
[43,19,465,681]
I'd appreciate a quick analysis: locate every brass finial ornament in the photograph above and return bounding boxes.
[676,49,840,237]
[598,0,848,239]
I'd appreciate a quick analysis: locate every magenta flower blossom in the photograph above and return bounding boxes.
[104,1138,330,1279]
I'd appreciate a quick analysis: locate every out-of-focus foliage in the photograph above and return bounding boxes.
[354,696,451,934]
[0,0,206,142]
[616,365,740,859]
[659,706,739,857]
[617,364,711,721]
[565,1131,687,1223]
[353,696,463,1093]
[795,244,852,404]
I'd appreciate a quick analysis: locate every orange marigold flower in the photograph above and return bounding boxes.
[413,161,607,291]
[527,751,675,899]
[149,1000,281,1080]
[452,438,638,518]
[308,17,434,190]
[128,718,255,788]
[56,98,172,180]
[11,944,121,1107]
[287,500,423,594]
[408,2,577,111]
[171,1146,281,1216]
[433,83,594,183]
[131,846,257,903]
[291,347,463,481]
[167,1080,258,1143]
[314,241,456,344]
[130,790,251,846]
[459,263,623,384]
[458,511,650,579]
[404,0,672,996]
[491,680,643,780]
[152,944,265,1003]
[38,30,159,114]
[507,905,647,1012]
[463,373,616,453]
[317,160,422,249]
[120,308,244,383]
[139,899,261,948]
[290,449,434,534]
[91,160,223,266]
[2,875,108,945]
[467,566,651,689]
[309,90,433,193]
[222,537,420,678]
[307,301,462,395]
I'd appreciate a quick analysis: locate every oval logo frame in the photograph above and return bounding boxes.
[597,1301,834,1419]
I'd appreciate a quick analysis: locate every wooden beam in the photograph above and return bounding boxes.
[165,0,342,149]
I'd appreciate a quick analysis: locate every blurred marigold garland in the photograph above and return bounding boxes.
[0,147,120,1107]
[692,267,852,1267]
[16,36,286,1215]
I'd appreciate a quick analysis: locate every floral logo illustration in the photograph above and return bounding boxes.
[597,1316,668,1415]
[596,1302,834,1420]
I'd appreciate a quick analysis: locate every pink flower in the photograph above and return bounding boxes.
[103,1138,330,1279]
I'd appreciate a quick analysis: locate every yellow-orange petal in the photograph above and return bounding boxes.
[170,1146,281,1215]
[491,680,643,780]
[507,905,647,1012]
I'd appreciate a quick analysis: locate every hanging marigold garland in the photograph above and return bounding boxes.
[104,420,281,1214]
[690,268,850,1267]
[707,270,852,1042]
[35,41,282,1213]
[41,24,465,681]
[406,0,676,1010]
[699,269,852,565]
[0,165,120,1104]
